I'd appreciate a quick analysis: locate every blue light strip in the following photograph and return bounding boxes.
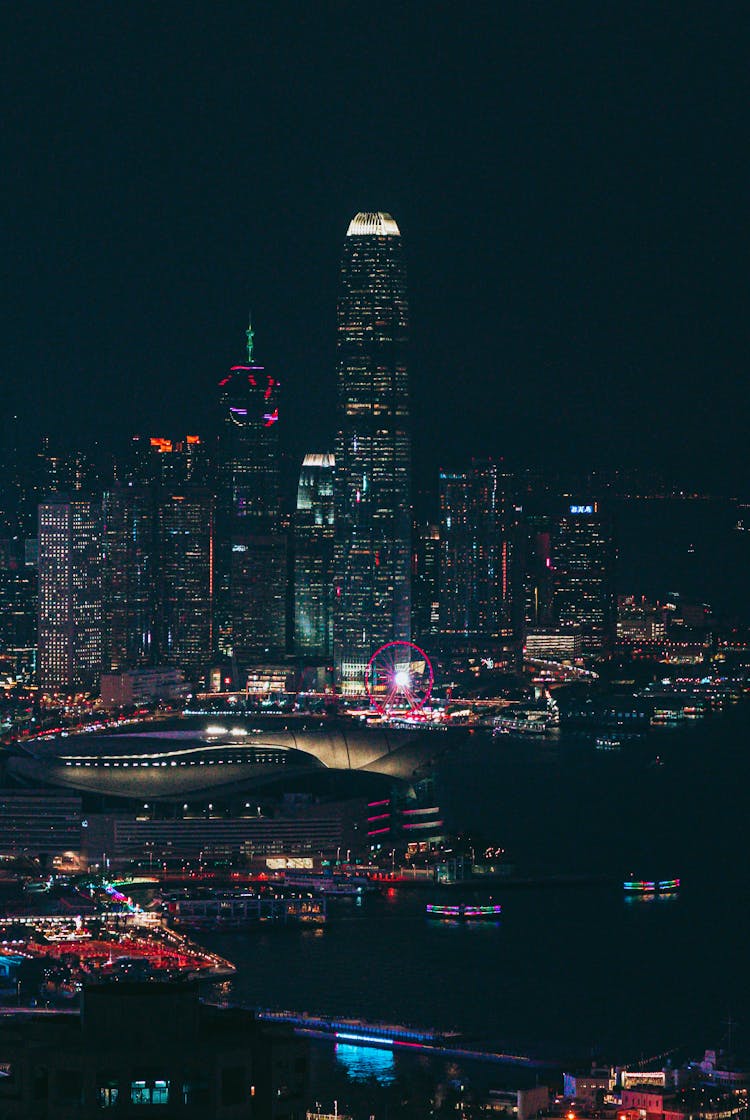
[336,1031,394,1048]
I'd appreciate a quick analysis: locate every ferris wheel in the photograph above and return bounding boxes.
[364,641,434,717]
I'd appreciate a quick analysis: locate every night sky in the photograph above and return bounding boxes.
[2,4,748,495]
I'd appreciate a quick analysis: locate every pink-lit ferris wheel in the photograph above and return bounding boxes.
[364,641,434,716]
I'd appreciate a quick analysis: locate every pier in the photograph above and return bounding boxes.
[249,1008,558,1068]
[166,894,326,929]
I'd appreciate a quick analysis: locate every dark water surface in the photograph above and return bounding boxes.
[201,706,750,1063]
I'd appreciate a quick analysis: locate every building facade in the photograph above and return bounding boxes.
[38,496,102,691]
[438,460,518,665]
[102,472,213,684]
[102,483,155,671]
[551,502,616,654]
[294,453,335,659]
[156,487,214,679]
[411,522,440,643]
[333,212,411,692]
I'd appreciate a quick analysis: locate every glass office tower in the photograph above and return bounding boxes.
[333,212,411,693]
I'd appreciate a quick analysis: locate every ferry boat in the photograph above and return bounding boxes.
[623,878,680,894]
[595,735,622,752]
[425,902,502,921]
[282,873,374,897]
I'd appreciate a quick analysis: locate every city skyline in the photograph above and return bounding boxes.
[2,5,748,494]
[3,9,750,1118]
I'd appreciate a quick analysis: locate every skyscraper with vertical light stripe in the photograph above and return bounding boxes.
[333,212,411,692]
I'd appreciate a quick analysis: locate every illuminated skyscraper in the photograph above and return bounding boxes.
[217,322,286,664]
[294,453,335,658]
[38,496,102,691]
[552,501,615,654]
[334,212,411,692]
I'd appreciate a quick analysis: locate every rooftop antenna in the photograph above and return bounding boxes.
[246,313,255,363]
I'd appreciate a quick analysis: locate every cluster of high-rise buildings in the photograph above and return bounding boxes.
[0,212,617,697]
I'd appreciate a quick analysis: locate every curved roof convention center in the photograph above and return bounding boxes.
[6,718,445,801]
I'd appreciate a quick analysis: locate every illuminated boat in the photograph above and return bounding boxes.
[595,736,622,751]
[623,878,680,894]
[425,902,502,920]
[623,879,656,894]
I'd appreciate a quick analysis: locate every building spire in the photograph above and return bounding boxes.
[246,314,255,363]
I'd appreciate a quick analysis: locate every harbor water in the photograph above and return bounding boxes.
[200,704,750,1065]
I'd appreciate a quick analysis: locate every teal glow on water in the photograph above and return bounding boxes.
[334,1043,396,1083]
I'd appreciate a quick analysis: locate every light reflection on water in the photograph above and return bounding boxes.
[335,1042,396,1084]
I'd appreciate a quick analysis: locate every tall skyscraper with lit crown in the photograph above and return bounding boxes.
[333,212,411,692]
[217,321,286,666]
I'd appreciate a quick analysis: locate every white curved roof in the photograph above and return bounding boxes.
[346,212,401,237]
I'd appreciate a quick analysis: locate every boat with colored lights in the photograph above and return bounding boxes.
[425,902,502,920]
[623,878,681,894]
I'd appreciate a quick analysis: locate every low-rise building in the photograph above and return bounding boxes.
[99,667,188,708]
[564,1068,616,1106]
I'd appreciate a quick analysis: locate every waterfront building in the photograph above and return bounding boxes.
[333,212,411,693]
[524,629,582,660]
[552,502,616,655]
[0,791,82,857]
[616,595,668,645]
[217,322,286,664]
[38,495,102,691]
[99,666,188,708]
[294,453,335,658]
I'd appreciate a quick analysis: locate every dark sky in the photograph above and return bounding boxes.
[2,3,748,495]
